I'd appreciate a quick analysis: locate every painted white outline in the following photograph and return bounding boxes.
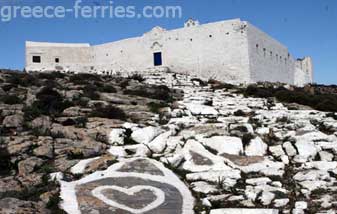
[60,158,194,214]
[92,185,165,214]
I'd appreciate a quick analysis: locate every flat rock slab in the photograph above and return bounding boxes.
[60,158,194,214]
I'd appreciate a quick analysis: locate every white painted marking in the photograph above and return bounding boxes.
[92,185,165,214]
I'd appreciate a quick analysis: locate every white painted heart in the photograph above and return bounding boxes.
[92,185,165,214]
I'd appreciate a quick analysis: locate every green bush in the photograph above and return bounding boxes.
[23,87,71,120]
[90,105,127,120]
[0,95,22,105]
[69,73,101,85]
[6,72,41,87]
[147,102,169,114]
[97,84,117,93]
[0,144,12,176]
[37,72,66,80]
[245,85,273,98]
[124,85,172,101]
[82,84,100,100]
[62,117,88,128]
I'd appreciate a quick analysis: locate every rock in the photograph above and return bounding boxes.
[202,198,212,207]
[33,137,54,158]
[54,137,107,158]
[246,177,271,186]
[131,126,163,144]
[210,209,279,214]
[229,123,254,137]
[18,157,44,176]
[192,181,219,194]
[245,137,267,156]
[201,136,243,155]
[283,141,297,157]
[84,155,117,173]
[2,114,24,128]
[186,170,241,184]
[273,199,289,208]
[65,90,82,101]
[147,131,172,153]
[0,177,23,197]
[108,128,125,145]
[0,198,50,214]
[259,191,275,206]
[70,157,100,174]
[295,141,320,162]
[303,161,337,171]
[62,106,83,117]
[108,146,127,158]
[269,145,285,158]
[319,151,334,161]
[185,104,218,116]
[221,153,264,166]
[31,116,52,133]
[295,201,308,210]
[7,136,35,155]
[18,173,44,187]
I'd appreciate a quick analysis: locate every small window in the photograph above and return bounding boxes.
[190,38,193,41]
[256,44,259,48]
[32,56,41,63]
[209,35,213,38]
[55,58,59,63]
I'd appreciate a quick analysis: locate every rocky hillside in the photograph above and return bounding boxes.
[0,70,337,214]
[0,71,181,213]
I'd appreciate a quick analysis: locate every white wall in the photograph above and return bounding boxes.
[295,57,314,86]
[246,23,296,84]
[25,19,313,86]
[25,41,92,73]
[90,19,251,84]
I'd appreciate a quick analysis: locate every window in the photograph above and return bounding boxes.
[153,52,162,66]
[55,58,59,63]
[209,35,213,38]
[32,56,41,63]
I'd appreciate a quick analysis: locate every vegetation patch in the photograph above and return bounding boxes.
[124,85,173,101]
[242,84,337,112]
[0,94,22,105]
[90,105,127,120]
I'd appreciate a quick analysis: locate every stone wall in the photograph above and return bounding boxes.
[25,41,92,73]
[91,19,251,84]
[295,57,314,86]
[246,23,296,84]
[25,18,313,86]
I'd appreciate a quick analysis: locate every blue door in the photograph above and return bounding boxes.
[154,52,162,66]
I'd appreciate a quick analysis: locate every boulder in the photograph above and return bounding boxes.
[131,126,163,144]
[33,137,54,158]
[31,116,52,133]
[108,128,125,145]
[0,177,23,197]
[201,136,243,155]
[18,157,44,176]
[245,137,267,156]
[0,197,50,214]
[2,114,24,128]
[7,136,35,155]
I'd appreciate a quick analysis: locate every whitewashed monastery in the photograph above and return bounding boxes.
[25,18,313,86]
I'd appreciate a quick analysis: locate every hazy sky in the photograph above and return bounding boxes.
[0,0,336,84]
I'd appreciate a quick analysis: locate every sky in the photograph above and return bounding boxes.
[0,0,336,85]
